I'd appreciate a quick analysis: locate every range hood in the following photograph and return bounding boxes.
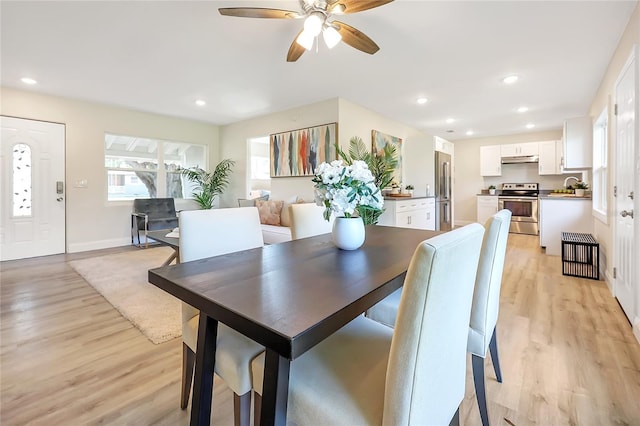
[501,155,539,164]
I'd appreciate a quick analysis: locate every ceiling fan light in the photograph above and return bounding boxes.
[304,13,323,36]
[296,30,315,50]
[322,26,342,49]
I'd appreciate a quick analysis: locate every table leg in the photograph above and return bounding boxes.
[260,349,290,426]
[190,314,218,426]
[161,249,179,266]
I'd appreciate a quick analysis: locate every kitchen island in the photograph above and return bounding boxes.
[539,195,592,256]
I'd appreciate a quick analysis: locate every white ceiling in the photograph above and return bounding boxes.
[1,0,636,141]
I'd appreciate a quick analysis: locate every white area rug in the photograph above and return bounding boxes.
[70,247,181,344]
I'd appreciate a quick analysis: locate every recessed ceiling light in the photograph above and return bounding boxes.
[466,130,474,136]
[21,77,37,85]
[416,97,428,105]
[526,123,535,129]
[517,106,529,113]
[195,99,206,107]
[446,130,455,133]
[446,118,455,124]
[502,75,518,84]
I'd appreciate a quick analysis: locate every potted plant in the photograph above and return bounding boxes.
[179,159,235,209]
[405,184,414,196]
[573,181,588,197]
[488,185,496,195]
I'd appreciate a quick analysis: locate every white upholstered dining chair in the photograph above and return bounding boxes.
[467,209,511,426]
[251,223,485,425]
[289,203,334,240]
[179,207,265,426]
[366,210,512,426]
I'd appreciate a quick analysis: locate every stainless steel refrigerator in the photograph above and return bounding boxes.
[434,151,452,231]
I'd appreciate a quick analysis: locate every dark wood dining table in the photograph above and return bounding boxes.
[148,225,440,426]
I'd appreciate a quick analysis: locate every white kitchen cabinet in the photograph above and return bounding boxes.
[538,140,562,175]
[563,116,593,169]
[378,198,434,230]
[480,145,502,176]
[425,198,436,230]
[500,142,539,157]
[434,136,454,155]
[477,196,499,225]
[539,198,592,255]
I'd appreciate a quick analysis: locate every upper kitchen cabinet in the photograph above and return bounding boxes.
[480,145,502,176]
[538,140,563,175]
[500,142,539,157]
[563,116,592,169]
[434,136,454,155]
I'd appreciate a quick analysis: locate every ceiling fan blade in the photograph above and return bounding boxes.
[218,7,301,19]
[287,30,307,62]
[333,21,379,54]
[329,0,394,14]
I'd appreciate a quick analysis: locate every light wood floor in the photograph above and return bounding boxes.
[1,234,639,425]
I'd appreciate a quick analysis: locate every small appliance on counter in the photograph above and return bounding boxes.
[498,183,539,235]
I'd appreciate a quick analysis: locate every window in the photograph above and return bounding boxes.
[105,134,207,201]
[12,143,32,217]
[247,136,271,198]
[592,107,608,223]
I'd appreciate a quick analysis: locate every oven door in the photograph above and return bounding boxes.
[498,197,538,223]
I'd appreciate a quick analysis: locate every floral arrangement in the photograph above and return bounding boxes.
[573,181,589,189]
[312,160,384,225]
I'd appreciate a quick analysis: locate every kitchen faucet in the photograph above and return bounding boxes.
[563,176,580,188]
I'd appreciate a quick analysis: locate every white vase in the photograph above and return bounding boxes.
[575,189,585,197]
[332,217,365,250]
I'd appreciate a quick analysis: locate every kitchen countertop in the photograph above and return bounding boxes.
[384,195,435,200]
[538,190,592,200]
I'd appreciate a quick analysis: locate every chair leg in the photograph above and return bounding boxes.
[234,392,251,426]
[253,391,262,426]
[489,327,503,383]
[181,343,195,409]
[472,354,490,426]
[449,406,460,426]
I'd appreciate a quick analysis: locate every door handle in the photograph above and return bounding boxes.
[56,197,64,202]
[621,209,634,218]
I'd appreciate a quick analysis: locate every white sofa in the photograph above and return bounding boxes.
[239,196,303,244]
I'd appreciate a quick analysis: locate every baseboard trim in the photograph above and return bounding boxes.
[68,237,130,253]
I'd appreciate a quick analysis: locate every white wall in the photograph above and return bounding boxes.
[219,98,338,207]
[337,99,435,198]
[452,130,564,224]
[588,2,640,339]
[219,97,436,208]
[1,87,220,252]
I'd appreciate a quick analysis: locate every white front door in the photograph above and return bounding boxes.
[614,51,637,324]
[0,117,66,261]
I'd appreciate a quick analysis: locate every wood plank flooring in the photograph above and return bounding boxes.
[1,235,639,425]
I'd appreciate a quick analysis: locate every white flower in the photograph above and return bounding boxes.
[312,160,384,225]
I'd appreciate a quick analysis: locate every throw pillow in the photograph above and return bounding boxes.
[255,199,283,225]
[238,194,269,208]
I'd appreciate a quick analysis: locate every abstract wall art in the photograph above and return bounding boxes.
[270,122,338,177]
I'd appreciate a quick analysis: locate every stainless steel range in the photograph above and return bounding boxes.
[498,183,539,235]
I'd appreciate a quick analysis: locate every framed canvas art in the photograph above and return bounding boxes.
[372,129,402,184]
[270,122,338,177]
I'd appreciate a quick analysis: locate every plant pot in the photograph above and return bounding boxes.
[332,217,365,250]
[575,189,585,197]
[489,189,496,195]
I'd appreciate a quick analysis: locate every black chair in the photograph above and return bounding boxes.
[131,198,179,247]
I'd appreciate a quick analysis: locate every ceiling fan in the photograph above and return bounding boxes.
[218,0,394,62]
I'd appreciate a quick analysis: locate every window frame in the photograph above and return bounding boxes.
[104,133,208,202]
[592,107,608,224]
